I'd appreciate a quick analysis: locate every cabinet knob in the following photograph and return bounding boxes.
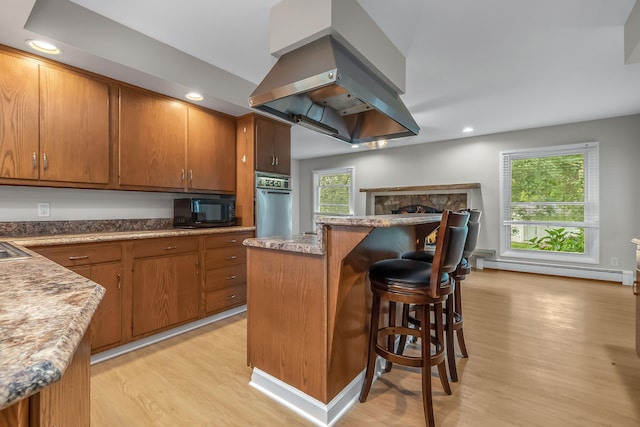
[32,152,37,169]
[117,273,121,290]
[275,156,278,166]
[226,255,237,260]
[226,294,237,300]
[634,280,639,296]
[225,275,237,280]
[189,169,193,184]
[163,246,177,251]
[43,153,48,170]
[271,155,275,166]
[226,239,237,244]
[68,255,89,260]
[181,169,185,182]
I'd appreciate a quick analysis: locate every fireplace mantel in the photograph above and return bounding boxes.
[362,183,481,215]
[360,183,480,193]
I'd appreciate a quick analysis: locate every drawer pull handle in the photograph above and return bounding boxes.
[68,255,89,260]
[634,280,639,296]
[226,275,237,280]
[226,239,237,243]
[226,294,237,300]
[226,255,237,260]
[163,246,177,250]
[32,152,37,169]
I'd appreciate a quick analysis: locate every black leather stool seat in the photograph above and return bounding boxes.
[369,258,450,289]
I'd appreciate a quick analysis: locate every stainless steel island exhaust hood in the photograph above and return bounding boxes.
[248,35,419,144]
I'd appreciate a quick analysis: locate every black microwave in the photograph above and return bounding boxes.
[173,197,236,228]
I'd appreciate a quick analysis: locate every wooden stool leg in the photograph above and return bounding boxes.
[360,294,381,403]
[385,301,396,372]
[434,302,452,395]
[446,292,459,382]
[419,302,435,426]
[454,281,469,358]
[396,303,410,355]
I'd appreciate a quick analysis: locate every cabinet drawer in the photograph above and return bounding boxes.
[205,232,253,249]
[206,283,246,313]
[33,243,122,267]
[133,236,199,258]
[205,265,246,292]
[205,246,246,267]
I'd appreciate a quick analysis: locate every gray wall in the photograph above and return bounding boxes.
[295,114,640,272]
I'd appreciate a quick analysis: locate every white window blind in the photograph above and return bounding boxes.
[499,142,599,263]
[313,167,355,217]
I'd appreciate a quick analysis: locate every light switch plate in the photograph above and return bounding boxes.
[37,202,50,218]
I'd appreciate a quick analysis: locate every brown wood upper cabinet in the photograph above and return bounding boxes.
[0,50,39,180]
[254,115,291,175]
[0,48,110,184]
[187,107,236,193]
[119,88,187,190]
[40,65,110,184]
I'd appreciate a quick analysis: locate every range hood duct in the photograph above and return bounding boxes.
[249,35,419,144]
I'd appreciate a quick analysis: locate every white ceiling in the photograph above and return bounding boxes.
[1,0,639,160]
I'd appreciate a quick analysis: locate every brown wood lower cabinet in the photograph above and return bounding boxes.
[131,236,200,337]
[30,243,123,353]
[29,230,252,354]
[204,232,252,314]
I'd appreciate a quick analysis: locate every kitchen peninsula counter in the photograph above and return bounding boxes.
[243,214,441,425]
[0,247,105,419]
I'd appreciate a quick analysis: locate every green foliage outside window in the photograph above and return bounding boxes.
[510,154,585,253]
[317,172,352,215]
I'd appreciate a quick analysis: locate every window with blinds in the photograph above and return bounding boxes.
[313,167,355,216]
[499,142,599,263]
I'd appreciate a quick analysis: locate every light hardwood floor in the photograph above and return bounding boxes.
[91,270,640,426]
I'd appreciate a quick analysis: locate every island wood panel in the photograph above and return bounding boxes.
[324,225,431,399]
[40,65,110,184]
[247,248,328,402]
[0,399,28,427]
[30,333,91,427]
[0,50,39,180]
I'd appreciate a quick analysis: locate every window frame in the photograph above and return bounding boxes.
[312,166,355,218]
[499,142,599,264]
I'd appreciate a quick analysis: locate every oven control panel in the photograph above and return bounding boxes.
[256,174,291,190]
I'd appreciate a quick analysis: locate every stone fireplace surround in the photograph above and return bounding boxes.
[361,183,481,215]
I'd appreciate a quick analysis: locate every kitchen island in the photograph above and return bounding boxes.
[0,246,105,426]
[243,214,441,425]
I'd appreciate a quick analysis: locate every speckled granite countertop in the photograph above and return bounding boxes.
[243,214,441,254]
[0,225,254,411]
[8,226,255,247]
[0,249,105,410]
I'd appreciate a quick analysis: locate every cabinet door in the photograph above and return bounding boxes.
[254,116,290,175]
[71,263,123,352]
[40,66,110,183]
[0,51,39,180]
[272,122,291,175]
[187,108,236,192]
[131,253,199,337]
[119,88,187,189]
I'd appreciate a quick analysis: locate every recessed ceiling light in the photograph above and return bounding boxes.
[462,126,474,133]
[185,92,203,101]
[26,40,62,55]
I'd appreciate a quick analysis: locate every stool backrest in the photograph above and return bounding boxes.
[462,209,482,259]
[429,210,469,297]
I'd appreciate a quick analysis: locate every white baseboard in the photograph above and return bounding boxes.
[91,305,247,365]
[482,259,633,285]
[249,358,385,426]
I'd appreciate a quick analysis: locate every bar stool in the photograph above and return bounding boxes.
[360,210,469,426]
[402,209,482,382]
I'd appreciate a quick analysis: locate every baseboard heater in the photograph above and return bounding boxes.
[480,258,633,285]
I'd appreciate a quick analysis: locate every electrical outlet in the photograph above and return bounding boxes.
[610,257,619,267]
[37,202,50,218]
